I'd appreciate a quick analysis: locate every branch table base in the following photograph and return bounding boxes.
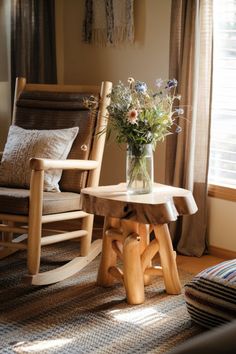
[81,183,197,305]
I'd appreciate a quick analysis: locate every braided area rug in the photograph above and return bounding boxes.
[0,241,203,353]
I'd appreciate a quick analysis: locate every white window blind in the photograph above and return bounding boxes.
[209,0,236,188]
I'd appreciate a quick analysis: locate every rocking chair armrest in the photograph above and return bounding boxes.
[30,157,99,171]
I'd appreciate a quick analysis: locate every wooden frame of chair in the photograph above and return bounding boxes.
[0,78,112,285]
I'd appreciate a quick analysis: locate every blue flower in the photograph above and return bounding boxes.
[134,81,148,93]
[166,79,178,89]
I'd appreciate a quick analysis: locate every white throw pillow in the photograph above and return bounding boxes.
[0,125,79,192]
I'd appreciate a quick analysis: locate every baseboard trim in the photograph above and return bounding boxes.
[209,246,236,260]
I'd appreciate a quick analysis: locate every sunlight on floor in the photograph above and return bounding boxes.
[13,338,73,352]
[110,306,168,326]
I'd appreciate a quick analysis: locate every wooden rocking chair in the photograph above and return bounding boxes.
[0,77,112,285]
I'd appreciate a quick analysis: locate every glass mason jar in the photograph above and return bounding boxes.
[126,143,154,194]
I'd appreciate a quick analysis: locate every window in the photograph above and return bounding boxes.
[209,0,236,194]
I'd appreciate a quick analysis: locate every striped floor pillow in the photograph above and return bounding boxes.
[184,259,236,328]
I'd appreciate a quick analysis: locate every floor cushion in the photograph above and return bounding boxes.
[184,259,236,328]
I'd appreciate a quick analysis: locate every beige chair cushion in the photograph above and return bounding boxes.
[0,187,81,215]
[0,125,79,192]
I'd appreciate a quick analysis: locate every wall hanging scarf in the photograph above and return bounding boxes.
[83,0,134,46]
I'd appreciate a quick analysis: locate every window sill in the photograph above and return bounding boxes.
[208,184,236,202]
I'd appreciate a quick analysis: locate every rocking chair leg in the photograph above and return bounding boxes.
[0,221,19,259]
[2,221,14,242]
[27,170,44,275]
[27,226,42,276]
[81,214,94,256]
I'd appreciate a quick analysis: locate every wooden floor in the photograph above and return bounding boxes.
[176,254,225,275]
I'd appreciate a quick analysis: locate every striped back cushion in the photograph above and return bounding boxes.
[184,259,236,328]
[14,90,98,193]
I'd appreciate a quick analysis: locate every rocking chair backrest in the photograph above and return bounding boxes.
[12,79,112,192]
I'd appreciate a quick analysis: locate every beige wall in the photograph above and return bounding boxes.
[57,0,171,185]
[208,197,236,252]
[0,0,11,150]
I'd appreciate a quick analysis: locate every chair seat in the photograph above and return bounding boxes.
[0,187,81,215]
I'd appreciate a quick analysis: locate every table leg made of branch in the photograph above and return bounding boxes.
[81,183,198,305]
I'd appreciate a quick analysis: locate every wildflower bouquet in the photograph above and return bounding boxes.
[105,77,182,193]
[85,77,182,193]
[106,77,182,154]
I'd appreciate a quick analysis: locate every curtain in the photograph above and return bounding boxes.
[0,0,9,81]
[165,0,213,256]
[11,0,57,95]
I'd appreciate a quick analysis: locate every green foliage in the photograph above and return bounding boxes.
[106,78,182,151]
[85,77,183,153]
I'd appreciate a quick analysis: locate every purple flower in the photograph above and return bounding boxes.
[166,79,178,89]
[134,81,148,93]
[175,125,182,133]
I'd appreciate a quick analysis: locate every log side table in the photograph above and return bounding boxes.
[81,183,198,305]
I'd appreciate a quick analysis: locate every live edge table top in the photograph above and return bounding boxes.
[81,183,198,225]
